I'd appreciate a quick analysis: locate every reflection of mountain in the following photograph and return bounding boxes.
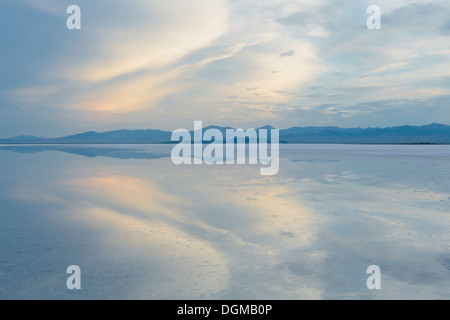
[0,146,170,160]
[0,145,271,163]
[0,123,449,144]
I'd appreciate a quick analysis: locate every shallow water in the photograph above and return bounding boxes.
[0,144,449,299]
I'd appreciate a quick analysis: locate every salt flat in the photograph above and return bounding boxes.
[0,145,448,299]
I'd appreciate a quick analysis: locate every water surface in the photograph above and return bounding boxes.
[0,144,449,299]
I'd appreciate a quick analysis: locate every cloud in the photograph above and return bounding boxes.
[278,95,450,128]
[280,50,295,57]
[271,1,450,126]
[1,0,450,136]
[8,0,230,114]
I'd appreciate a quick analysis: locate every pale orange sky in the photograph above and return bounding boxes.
[1,0,450,137]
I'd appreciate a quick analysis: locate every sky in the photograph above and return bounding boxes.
[0,0,449,138]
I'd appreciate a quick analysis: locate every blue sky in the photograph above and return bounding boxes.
[0,0,449,137]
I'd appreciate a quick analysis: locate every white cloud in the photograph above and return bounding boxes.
[5,0,450,130]
[15,0,230,114]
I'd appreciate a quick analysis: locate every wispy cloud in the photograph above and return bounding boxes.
[0,0,449,136]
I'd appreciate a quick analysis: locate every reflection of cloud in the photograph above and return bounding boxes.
[279,149,450,299]
[75,206,229,298]
[66,169,320,254]
[56,163,322,298]
[67,175,183,221]
[2,145,450,298]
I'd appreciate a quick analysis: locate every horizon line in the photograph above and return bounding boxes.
[1,122,449,140]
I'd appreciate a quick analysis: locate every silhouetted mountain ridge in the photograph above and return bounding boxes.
[1,123,449,144]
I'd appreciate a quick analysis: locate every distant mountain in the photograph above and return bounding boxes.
[0,123,449,144]
[279,123,450,144]
[0,129,172,144]
[5,135,45,142]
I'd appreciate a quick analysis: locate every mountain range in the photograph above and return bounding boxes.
[1,123,450,144]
